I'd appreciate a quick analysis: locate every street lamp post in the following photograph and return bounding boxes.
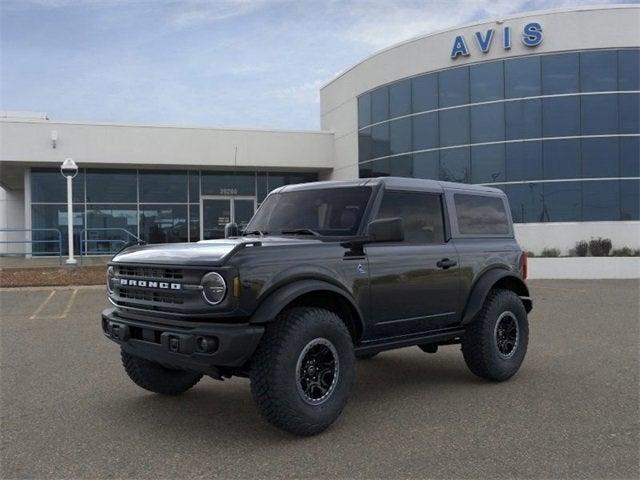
[60,158,78,265]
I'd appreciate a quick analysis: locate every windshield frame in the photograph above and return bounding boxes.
[244,185,378,239]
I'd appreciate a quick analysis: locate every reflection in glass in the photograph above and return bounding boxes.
[412,112,438,151]
[440,148,470,183]
[412,73,438,113]
[31,169,85,203]
[86,205,138,254]
[506,183,543,223]
[618,49,640,91]
[359,128,373,162]
[542,53,579,94]
[506,142,543,182]
[371,87,389,123]
[581,138,619,178]
[390,79,411,118]
[619,93,640,134]
[543,139,580,180]
[31,204,84,255]
[439,67,469,108]
[505,56,540,98]
[470,103,504,143]
[620,180,640,220]
[189,171,200,203]
[86,169,136,203]
[140,170,188,203]
[439,108,469,147]
[620,137,640,177]
[542,96,580,137]
[583,181,620,221]
[581,94,619,135]
[389,117,411,155]
[371,123,390,158]
[543,182,581,222]
[470,61,504,102]
[358,93,371,128]
[505,99,542,140]
[139,205,188,243]
[580,51,617,92]
[471,144,505,183]
[189,205,199,242]
[413,151,439,180]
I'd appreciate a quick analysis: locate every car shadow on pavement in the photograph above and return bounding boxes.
[105,348,477,442]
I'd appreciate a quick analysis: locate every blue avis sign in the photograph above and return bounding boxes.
[451,22,543,59]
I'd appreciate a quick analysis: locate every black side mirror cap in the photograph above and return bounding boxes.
[224,222,239,238]
[366,217,404,243]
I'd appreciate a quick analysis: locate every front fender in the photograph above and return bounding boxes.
[462,269,531,325]
[249,279,364,329]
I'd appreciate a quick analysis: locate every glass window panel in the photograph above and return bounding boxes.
[388,155,413,177]
[454,194,509,235]
[581,94,618,135]
[369,158,391,177]
[257,173,269,203]
[389,79,411,118]
[371,123,390,158]
[31,204,84,255]
[412,112,438,151]
[471,144,505,183]
[85,205,138,254]
[582,138,619,178]
[412,73,438,113]
[620,137,640,177]
[543,182,581,222]
[188,171,200,203]
[470,61,504,102]
[439,67,469,108]
[620,179,640,220]
[439,108,469,147]
[413,151,439,180]
[505,98,542,140]
[580,51,617,92]
[140,170,188,203]
[189,205,200,241]
[543,139,581,180]
[201,172,255,196]
[267,172,317,192]
[619,49,640,91]
[358,93,371,128]
[31,168,85,203]
[505,56,541,98]
[440,147,470,183]
[371,87,389,123]
[542,96,580,137]
[470,103,504,143]
[86,169,136,203]
[583,180,620,221]
[377,191,445,243]
[359,162,373,178]
[506,141,543,182]
[359,128,373,162]
[389,117,411,155]
[541,53,579,94]
[619,93,640,134]
[506,183,543,223]
[139,205,188,243]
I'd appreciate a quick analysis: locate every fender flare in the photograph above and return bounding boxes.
[461,268,531,325]
[249,279,365,337]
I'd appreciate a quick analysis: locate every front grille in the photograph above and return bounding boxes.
[116,265,184,280]
[118,287,184,305]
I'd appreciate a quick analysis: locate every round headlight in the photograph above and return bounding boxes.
[106,266,115,294]
[201,272,227,305]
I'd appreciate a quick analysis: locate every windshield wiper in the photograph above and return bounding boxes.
[281,228,321,237]
[243,230,268,236]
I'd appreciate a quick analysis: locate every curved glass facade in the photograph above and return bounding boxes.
[357,48,640,223]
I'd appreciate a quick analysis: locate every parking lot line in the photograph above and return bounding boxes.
[28,289,56,320]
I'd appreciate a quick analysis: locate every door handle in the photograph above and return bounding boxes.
[436,258,457,269]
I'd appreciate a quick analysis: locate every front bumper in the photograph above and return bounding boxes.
[101,308,264,374]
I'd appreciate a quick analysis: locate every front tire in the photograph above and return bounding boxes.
[121,350,203,395]
[461,289,529,381]
[250,307,355,436]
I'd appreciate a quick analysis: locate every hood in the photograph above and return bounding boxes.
[111,236,323,267]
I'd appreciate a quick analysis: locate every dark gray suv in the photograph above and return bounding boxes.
[102,177,532,435]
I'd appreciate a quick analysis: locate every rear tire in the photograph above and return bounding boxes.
[461,289,528,381]
[121,350,203,395]
[250,307,355,436]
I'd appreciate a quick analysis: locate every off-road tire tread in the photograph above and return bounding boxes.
[250,307,353,436]
[462,288,528,381]
[121,350,203,395]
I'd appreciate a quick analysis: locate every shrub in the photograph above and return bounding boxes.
[610,247,640,257]
[574,240,589,257]
[526,251,536,258]
[540,248,561,257]
[588,237,612,257]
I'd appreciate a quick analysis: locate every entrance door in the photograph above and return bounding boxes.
[200,196,256,240]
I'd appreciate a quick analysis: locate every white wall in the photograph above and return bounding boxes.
[515,221,640,255]
[0,186,25,254]
[528,257,640,279]
[0,120,334,172]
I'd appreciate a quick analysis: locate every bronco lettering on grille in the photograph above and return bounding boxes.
[119,279,181,290]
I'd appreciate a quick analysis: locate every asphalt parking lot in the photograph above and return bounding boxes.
[1,280,638,479]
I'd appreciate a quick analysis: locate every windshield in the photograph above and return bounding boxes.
[245,187,372,237]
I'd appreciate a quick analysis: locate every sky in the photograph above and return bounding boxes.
[1,0,636,130]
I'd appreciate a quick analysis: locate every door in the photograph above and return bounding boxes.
[365,190,461,338]
[200,196,256,240]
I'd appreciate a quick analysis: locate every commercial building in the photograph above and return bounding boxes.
[1,5,638,257]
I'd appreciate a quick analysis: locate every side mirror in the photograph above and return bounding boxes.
[367,217,404,243]
[224,222,239,238]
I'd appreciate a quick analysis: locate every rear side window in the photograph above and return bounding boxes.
[376,191,445,243]
[454,194,510,235]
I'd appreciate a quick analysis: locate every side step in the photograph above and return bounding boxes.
[354,327,465,355]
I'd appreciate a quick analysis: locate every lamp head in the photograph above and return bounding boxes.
[60,158,78,178]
